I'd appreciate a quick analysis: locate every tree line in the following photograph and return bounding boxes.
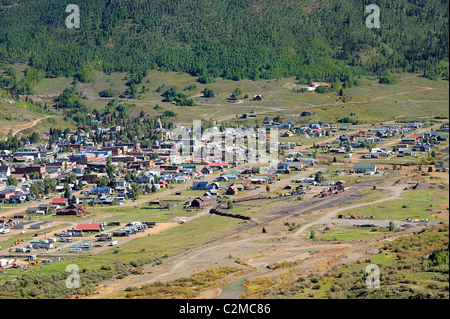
[0,0,447,85]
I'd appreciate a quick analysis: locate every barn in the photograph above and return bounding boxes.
[190,196,217,208]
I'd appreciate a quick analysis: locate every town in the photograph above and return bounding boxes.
[0,101,448,282]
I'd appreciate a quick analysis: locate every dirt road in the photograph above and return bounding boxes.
[11,116,51,137]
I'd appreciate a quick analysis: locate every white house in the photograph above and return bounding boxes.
[0,166,11,178]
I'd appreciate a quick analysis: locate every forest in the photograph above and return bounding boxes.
[0,0,448,85]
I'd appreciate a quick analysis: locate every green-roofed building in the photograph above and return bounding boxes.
[401,136,416,144]
[179,163,197,169]
[353,163,377,173]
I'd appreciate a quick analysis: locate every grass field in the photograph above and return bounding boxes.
[96,213,245,263]
[342,187,449,221]
[315,227,391,241]
[22,68,449,126]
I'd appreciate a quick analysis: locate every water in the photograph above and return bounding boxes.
[216,265,270,299]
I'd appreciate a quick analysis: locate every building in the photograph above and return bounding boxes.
[51,198,69,208]
[281,130,294,137]
[192,182,209,190]
[69,153,98,165]
[56,204,86,216]
[13,166,46,175]
[29,221,55,230]
[279,161,304,171]
[190,196,217,208]
[353,163,378,173]
[90,187,113,195]
[137,174,155,185]
[83,173,103,183]
[226,186,239,195]
[401,136,417,144]
[0,166,11,178]
[76,223,102,232]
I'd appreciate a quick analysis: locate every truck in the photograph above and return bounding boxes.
[109,240,118,246]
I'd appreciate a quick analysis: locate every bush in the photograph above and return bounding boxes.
[198,74,215,84]
[379,75,397,85]
[99,88,116,97]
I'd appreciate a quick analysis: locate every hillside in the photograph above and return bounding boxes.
[0,90,72,139]
[0,0,448,84]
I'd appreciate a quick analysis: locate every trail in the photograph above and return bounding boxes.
[11,116,51,137]
[291,185,404,237]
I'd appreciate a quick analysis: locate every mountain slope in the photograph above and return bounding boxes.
[0,0,448,82]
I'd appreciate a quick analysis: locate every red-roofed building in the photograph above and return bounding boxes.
[206,162,231,168]
[52,198,68,206]
[76,224,102,232]
[159,180,169,188]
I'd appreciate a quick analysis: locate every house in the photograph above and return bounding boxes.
[353,163,378,173]
[281,131,293,137]
[56,204,86,216]
[204,189,219,196]
[90,187,113,195]
[51,198,69,208]
[401,136,417,144]
[115,178,128,192]
[159,180,169,188]
[206,162,232,169]
[0,191,15,201]
[208,182,220,189]
[190,196,217,208]
[279,161,304,171]
[232,180,252,190]
[226,186,239,195]
[420,144,431,152]
[192,182,209,190]
[137,174,155,185]
[0,166,11,178]
[201,166,214,175]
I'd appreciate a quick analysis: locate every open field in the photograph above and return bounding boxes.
[21,70,449,127]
